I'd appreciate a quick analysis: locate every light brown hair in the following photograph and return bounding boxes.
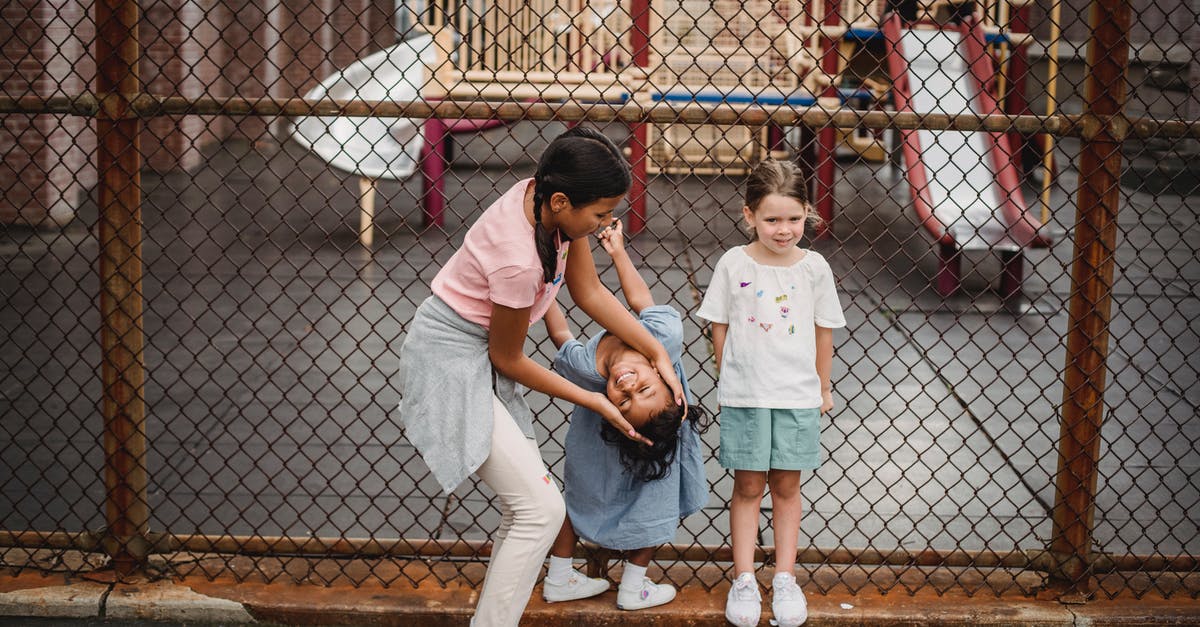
[744,159,819,228]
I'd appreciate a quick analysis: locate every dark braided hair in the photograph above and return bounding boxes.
[532,127,631,282]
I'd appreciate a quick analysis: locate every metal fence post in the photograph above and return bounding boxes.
[1048,0,1132,596]
[95,0,149,577]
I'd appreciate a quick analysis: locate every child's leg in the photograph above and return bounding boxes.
[473,397,566,627]
[550,517,578,559]
[731,469,769,575]
[542,513,609,602]
[616,546,676,610]
[618,546,656,589]
[626,546,656,567]
[767,469,802,574]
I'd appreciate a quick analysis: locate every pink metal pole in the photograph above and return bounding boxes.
[626,0,651,234]
[814,0,843,230]
[421,118,447,228]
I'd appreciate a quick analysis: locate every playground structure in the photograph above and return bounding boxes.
[882,12,1051,296]
[287,34,436,247]
[290,0,1061,297]
[638,0,822,175]
[416,0,645,226]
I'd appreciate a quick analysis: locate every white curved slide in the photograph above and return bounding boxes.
[883,16,1048,297]
[288,34,435,245]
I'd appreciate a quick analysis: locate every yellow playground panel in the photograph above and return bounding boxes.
[420,0,646,103]
[644,0,820,175]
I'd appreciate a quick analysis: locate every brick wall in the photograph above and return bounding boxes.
[140,0,213,172]
[0,0,94,227]
[2,0,394,225]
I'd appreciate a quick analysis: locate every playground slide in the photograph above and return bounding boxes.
[289,34,435,180]
[882,14,1049,296]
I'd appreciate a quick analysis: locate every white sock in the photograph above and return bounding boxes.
[619,562,648,592]
[546,555,574,584]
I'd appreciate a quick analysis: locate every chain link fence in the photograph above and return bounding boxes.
[2,0,1198,600]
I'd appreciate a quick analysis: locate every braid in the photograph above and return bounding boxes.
[529,126,632,284]
[531,178,557,283]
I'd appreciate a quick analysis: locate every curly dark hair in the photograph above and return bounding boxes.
[600,402,711,483]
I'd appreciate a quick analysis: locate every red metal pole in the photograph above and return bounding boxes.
[95,0,149,577]
[1006,4,1036,175]
[1049,0,1131,595]
[421,118,447,227]
[813,0,843,231]
[626,0,651,235]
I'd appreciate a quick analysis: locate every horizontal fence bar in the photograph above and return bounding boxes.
[2,95,1199,140]
[3,531,1195,573]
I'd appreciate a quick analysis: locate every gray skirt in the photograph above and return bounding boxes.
[398,295,535,494]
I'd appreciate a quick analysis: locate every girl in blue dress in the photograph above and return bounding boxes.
[538,219,709,611]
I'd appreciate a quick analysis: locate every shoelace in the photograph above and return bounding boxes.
[732,577,759,601]
[773,578,802,602]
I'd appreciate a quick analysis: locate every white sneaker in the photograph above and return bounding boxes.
[770,572,808,627]
[542,569,611,603]
[616,577,677,610]
[725,572,762,627]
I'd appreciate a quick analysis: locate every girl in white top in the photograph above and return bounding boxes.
[696,159,846,627]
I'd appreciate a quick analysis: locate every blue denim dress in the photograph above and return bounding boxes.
[555,306,708,550]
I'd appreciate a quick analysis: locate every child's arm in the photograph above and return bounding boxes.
[710,322,728,373]
[543,301,575,349]
[815,325,834,413]
[597,219,654,314]
[565,237,685,407]
[490,302,652,445]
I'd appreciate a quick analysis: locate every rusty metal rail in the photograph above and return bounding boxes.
[1,95,1198,140]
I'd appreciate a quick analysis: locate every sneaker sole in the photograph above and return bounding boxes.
[616,593,677,610]
[616,601,675,611]
[543,583,611,603]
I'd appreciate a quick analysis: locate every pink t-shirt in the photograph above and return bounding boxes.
[431,179,569,328]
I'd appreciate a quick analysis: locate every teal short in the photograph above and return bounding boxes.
[718,406,822,471]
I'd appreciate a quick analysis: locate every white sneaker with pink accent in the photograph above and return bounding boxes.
[616,577,677,610]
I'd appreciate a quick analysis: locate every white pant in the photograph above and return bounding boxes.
[472,396,566,627]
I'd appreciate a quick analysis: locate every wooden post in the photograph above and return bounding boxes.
[358,177,377,246]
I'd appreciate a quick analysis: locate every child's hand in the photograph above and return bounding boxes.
[597,219,626,257]
[590,392,653,446]
[652,351,687,412]
[820,390,834,414]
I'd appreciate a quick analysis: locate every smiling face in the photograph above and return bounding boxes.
[548,193,622,240]
[743,193,810,258]
[603,345,674,428]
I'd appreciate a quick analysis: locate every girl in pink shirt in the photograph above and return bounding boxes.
[399,126,684,627]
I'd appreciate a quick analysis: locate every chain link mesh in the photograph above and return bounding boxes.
[2,0,1198,599]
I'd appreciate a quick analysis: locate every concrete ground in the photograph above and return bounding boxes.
[2,119,1198,622]
[2,561,1200,625]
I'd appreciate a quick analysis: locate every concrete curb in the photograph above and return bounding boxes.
[0,582,108,619]
[3,572,1199,626]
[105,581,257,623]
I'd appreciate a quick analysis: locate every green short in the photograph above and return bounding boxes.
[718,406,822,471]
